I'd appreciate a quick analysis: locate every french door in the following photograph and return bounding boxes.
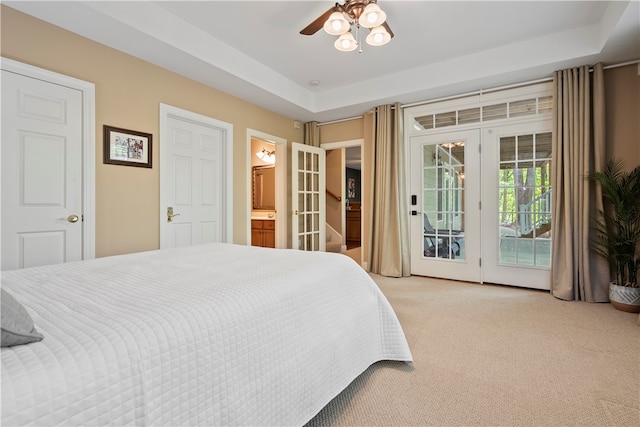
[291,142,326,251]
[481,123,552,289]
[409,130,481,282]
[410,123,552,289]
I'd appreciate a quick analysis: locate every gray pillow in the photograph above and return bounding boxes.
[1,288,44,347]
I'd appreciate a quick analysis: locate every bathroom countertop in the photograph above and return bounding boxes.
[251,213,276,220]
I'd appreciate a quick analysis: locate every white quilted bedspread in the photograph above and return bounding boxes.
[1,243,412,426]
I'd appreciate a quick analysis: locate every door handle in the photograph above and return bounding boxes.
[66,214,80,223]
[167,207,180,222]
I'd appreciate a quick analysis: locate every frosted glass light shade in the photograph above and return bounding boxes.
[358,3,386,28]
[335,32,358,52]
[366,25,391,46]
[256,149,275,163]
[323,12,350,35]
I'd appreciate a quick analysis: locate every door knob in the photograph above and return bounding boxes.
[167,207,180,222]
[67,214,80,223]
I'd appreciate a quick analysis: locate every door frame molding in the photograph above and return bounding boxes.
[159,103,234,245]
[321,139,364,249]
[246,129,287,248]
[1,57,96,260]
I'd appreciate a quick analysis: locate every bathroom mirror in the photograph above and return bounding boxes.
[252,165,275,210]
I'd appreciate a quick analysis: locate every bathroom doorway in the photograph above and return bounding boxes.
[246,129,287,248]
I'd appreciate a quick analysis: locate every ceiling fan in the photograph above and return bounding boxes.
[300,0,394,52]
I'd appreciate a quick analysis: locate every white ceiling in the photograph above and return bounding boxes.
[6,1,639,123]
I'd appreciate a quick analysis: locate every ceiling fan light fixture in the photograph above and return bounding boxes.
[334,31,358,51]
[366,25,391,46]
[323,11,350,35]
[358,3,386,28]
[301,1,393,53]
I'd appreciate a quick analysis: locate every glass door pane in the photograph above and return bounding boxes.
[498,133,552,268]
[422,141,465,260]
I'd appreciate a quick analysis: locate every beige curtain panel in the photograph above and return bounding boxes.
[304,121,320,147]
[551,63,610,302]
[368,103,411,277]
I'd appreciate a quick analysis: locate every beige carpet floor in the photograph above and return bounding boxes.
[306,274,640,426]
[343,247,361,265]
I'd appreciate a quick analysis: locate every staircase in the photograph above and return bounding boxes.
[326,223,342,253]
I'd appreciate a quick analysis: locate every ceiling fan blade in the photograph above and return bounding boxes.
[382,21,394,39]
[300,6,336,35]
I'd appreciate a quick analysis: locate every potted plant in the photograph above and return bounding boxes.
[589,159,640,312]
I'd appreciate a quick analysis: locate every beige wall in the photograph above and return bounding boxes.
[604,63,640,169]
[320,118,365,142]
[1,6,303,256]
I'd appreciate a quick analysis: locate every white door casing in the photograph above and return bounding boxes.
[159,104,233,248]
[404,83,554,288]
[246,129,287,248]
[321,139,364,249]
[1,58,95,270]
[291,142,326,251]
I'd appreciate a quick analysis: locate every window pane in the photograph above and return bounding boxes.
[500,137,516,162]
[510,99,537,117]
[458,108,480,124]
[483,103,507,120]
[435,111,456,128]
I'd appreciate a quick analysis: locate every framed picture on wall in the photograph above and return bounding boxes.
[348,178,356,198]
[103,125,152,168]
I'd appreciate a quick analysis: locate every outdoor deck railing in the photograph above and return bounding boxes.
[519,189,552,236]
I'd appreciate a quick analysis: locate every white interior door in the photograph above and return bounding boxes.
[291,142,326,251]
[409,130,481,282]
[159,105,233,248]
[1,70,83,270]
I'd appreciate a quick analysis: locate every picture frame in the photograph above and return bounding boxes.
[103,125,152,168]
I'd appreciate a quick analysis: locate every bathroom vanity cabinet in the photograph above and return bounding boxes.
[251,219,275,248]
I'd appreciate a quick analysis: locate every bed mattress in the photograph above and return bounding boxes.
[1,243,412,426]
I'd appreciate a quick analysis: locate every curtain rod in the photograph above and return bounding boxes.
[318,115,363,126]
[319,59,639,123]
[602,59,640,70]
[402,60,639,110]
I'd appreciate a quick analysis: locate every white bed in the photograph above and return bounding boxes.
[1,243,412,426]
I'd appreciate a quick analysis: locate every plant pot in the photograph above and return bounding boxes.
[609,283,640,313]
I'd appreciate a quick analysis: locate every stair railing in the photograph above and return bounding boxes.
[519,189,552,236]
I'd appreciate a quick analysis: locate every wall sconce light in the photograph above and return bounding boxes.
[256,148,275,164]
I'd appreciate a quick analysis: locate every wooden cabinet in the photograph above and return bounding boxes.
[346,209,361,249]
[251,219,275,248]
